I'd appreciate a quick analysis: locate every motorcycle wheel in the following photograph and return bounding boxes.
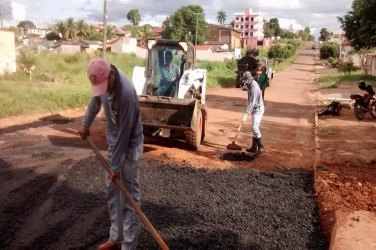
[370,103,376,119]
[354,104,365,120]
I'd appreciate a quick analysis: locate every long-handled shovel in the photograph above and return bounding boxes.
[226,118,244,151]
[85,135,169,250]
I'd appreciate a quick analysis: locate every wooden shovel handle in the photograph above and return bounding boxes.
[86,135,169,250]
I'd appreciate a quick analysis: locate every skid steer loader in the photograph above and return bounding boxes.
[132,39,207,150]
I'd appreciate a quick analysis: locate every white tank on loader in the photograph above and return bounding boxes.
[132,39,208,150]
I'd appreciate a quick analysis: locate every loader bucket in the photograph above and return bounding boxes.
[139,95,203,149]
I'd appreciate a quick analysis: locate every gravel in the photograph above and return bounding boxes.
[0,156,327,249]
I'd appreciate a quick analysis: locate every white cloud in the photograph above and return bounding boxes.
[11,1,26,21]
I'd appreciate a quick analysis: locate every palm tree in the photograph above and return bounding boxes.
[217,10,226,27]
[65,18,77,41]
[137,24,155,46]
[55,21,66,40]
[76,20,88,39]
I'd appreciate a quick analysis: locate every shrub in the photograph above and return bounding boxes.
[338,61,359,75]
[320,42,340,59]
[224,58,237,70]
[328,57,337,66]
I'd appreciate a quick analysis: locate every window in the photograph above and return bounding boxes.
[236,17,239,21]
[251,17,254,21]
[241,25,243,29]
[245,32,248,36]
[251,25,253,29]
[245,17,249,21]
[250,32,253,36]
[241,18,244,21]
[245,25,248,28]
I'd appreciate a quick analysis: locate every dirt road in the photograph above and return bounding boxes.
[0,44,374,249]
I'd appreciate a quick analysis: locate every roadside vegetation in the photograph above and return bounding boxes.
[0,37,305,119]
[0,51,144,118]
[315,71,376,89]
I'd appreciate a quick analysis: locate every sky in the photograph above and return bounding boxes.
[1,0,354,38]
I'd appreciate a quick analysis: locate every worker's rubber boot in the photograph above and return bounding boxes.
[246,137,258,153]
[98,240,121,250]
[256,137,265,155]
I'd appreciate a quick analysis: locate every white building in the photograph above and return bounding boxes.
[0,30,16,75]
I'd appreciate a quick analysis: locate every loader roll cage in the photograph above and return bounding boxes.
[146,39,195,97]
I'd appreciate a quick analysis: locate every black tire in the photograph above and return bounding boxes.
[201,112,207,141]
[185,111,202,150]
[370,103,376,119]
[354,104,365,120]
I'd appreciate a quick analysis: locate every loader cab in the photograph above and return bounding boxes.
[146,39,195,97]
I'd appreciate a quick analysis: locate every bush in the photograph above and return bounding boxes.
[320,42,340,59]
[224,58,237,70]
[338,61,359,75]
[328,57,337,65]
[267,45,291,62]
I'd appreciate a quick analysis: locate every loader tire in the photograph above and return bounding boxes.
[185,111,202,150]
[201,112,207,142]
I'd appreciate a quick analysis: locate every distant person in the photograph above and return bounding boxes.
[78,57,144,250]
[157,51,180,96]
[267,66,273,86]
[257,66,269,100]
[242,71,265,155]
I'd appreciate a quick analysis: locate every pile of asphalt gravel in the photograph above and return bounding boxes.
[220,152,255,162]
[0,155,327,249]
[138,161,327,249]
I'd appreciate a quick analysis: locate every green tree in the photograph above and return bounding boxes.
[338,0,376,49]
[319,28,331,42]
[297,27,312,41]
[17,20,36,35]
[217,10,226,26]
[45,31,61,41]
[65,18,77,41]
[162,5,207,45]
[55,21,67,40]
[76,20,89,39]
[137,24,156,46]
[127,9,141,26]
[263,20,273,38]
[269,18,282,37]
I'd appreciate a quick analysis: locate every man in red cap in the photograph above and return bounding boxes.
[79,57,144,250]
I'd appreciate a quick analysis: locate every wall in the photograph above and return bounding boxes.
[366,55,376,76]
[134,47,236,62]
[196,51,234,61]
[111,37,137,53]
[0,31,16,75]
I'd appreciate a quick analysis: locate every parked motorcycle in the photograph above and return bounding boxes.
[350,94,376,120]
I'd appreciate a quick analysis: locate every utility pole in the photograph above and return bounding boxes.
[102,0,107,58]
[193,12,203,67]
[0,5,4,29]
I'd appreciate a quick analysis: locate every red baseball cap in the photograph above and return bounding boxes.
[87,57,111,96]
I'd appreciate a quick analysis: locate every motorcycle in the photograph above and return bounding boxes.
[350,94,376,120]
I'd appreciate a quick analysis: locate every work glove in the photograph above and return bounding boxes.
[242,112,248,122]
